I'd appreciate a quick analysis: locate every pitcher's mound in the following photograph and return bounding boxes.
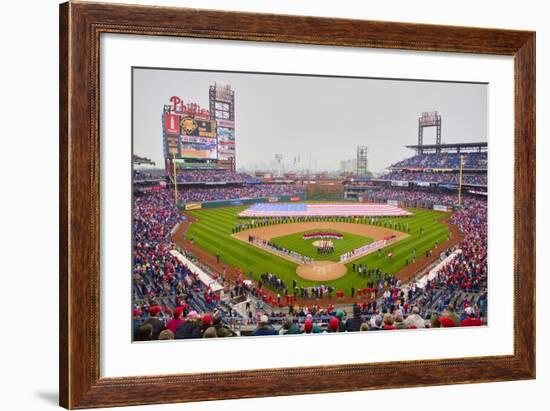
[296,260,347,281]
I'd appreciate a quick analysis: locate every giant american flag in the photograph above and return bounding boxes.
[238,203,411,218]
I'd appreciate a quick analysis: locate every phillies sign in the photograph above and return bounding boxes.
[169,96,211,118]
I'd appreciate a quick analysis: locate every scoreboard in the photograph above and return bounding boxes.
[163,84,236,163]
[163,109,218,160]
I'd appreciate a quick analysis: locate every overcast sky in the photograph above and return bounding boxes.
[133,68,487,173]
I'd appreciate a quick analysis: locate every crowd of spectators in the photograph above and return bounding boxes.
[390,152,487,170]
[133,188,243,340]
[177,183,304,202]
[134,297,485,340]
[368,196,488,322]
[434,198,488,293]
[173,168,260,184]
[132,183,487,341]
[358,187,461,207]
[378,171,487,186]
[133,188,195,305]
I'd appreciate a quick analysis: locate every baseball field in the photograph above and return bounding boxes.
[184,204,451,292]
[271,230,373,262]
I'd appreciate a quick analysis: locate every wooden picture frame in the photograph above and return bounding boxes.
[59,1,535,408]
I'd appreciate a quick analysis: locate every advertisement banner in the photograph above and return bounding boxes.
[290,196,301,202]
[185,203,202,210]
[179,135,217,160]
[439,184,459,190]
[217,119,235,128]
[218,141,235,148]
[217,127,235,161]
[468,190,488,196]
[433,204,450,212]
[416,181,431,187]
[164,113,180,135]
[217,127,235,140]
[181,135,216,144]
[140,185,165,191]
[167,146,179,156]
[268,197,279,203]
[218,146,235,158]
[391,181,409,187]
[167,143,179,151]
[180,117,217,138]
[387,200,399,206]
[175,161,216,169]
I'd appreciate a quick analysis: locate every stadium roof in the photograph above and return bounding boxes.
[133,154,156,165]
[406,142,487,151]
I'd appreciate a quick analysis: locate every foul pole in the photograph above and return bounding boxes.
[172,153,178,205]
[458,154,464,206]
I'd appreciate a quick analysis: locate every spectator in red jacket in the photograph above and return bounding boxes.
[328,317,340,333]
[460,307,484,327]
[383,314,396,330]
[439,316,457,328]
[166,307,185,334]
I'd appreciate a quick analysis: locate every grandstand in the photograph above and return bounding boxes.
[133,155,166,191]
[162,164,304,204]
[133,177,487,338]
[132,99,488,340]
[345,141,487,207]
[170,168,260,184]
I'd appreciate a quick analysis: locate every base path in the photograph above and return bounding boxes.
[232,222,407,243]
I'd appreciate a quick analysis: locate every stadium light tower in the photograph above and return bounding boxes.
[418,111,442,154]
[172,153,178,205]
[275,153,283,177]
[356,146,368,176]
[458,154,464,206]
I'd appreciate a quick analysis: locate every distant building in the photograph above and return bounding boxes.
[340,159,357,175]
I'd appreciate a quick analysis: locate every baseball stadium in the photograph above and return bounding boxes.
[132,81,487,341]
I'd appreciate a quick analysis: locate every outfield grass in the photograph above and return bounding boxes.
[186,205,449,293]
[271,230,373,262]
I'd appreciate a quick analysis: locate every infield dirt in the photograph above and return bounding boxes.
[232,222,407,243]
[232,222,409,281]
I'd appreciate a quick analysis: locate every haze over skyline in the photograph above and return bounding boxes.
[133,68,487,173]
